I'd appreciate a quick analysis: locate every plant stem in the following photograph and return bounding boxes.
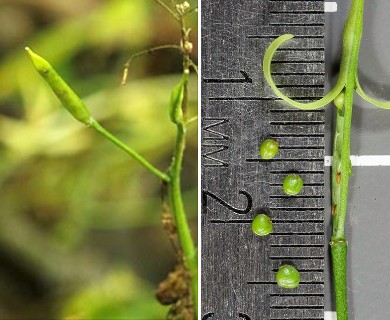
[90,120,170,182]
[168,123,197,317]
[331,0,364,319]
[121,45,182,85]
[154,0,180,21]
[165,9,198,318]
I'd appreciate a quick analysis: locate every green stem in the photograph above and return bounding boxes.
[331,0,364,319]
[168,123,197,317]
[330,240,348,320]
[164,11,198,318]
[90,120,170,182]
[122,45,182,84]
[153,0,180,21]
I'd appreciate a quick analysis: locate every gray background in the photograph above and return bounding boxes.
[325,1,390,319]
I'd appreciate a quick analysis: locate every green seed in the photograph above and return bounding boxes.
[334,91,345,109]
[283,174,303,195]
[25,47,92,125]
[276,265,300,289]
[259,138,279,159]
[251,214,273,236]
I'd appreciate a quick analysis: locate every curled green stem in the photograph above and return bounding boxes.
[262,34,346,110]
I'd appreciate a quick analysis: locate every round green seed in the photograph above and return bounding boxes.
[276,265,300,289]
[259,139,279,160]
[283,174,303,195]
[251,214,273,236]
[334,91,345,109]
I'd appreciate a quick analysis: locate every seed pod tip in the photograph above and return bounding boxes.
[25,47,51,74]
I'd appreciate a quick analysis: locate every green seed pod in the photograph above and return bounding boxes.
[25,47,92,125]
[251,214,273,236]
[259,138,279,160]
[276,265,300,289]
[334,91,345,109]
[169,71,188,125]
[283,174,303,195]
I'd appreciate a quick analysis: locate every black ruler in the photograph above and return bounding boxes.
[201,1,326,319]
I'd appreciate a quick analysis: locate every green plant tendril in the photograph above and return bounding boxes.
[263,34,346,110]
[356,76,390,109]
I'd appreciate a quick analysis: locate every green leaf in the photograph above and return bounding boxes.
[356,75,390,109]
[263,34,346,110]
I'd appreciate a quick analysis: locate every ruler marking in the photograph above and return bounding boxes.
[270,293,324,297]
[269,23,324,26]
[273,269,324,272]
[247,35,324,39]
[202,0,325,316]
[325,2,338,13]
[270,244,324,247]
[270,109,324,112]
[325,311,337,320]
[208,96,325,101]
[270,183,324,186]
[270,133,324,137]
[271,85,324,88]
[270,256,324,260]
[208,219,252,224]
[270,72,325,75]
[270,232,324,236]
[270,11,324,14]
[270,306,324,309]
[247,281,323,285]
[269,120,325,124]
[246,159,324,163]
[272,60,324,63]
[269,195,324,199]
[278,146,324,150]
[271,220,325,224]
[269,170,323,173]
[269,0,324,1]
[277,48,325,51]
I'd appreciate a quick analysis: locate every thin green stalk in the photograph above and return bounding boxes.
[25,47,170,183]
[121,45,182,85]
[91,120,170,183]
[165,8,198,317]
[153,0,180,21]
[168,123,197,317]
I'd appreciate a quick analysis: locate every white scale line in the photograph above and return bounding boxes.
[325,2,338,12]
[324,311,337,320]
[325,155,390,167]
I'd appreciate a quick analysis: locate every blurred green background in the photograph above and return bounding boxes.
[0,0,198,319]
